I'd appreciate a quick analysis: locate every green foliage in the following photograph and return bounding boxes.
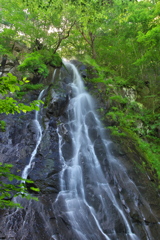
[0,73,43,208]
[0,73,28,95]
[71,0,160,182]
[0,163,39,209]
[0,73,43,114]
[20,83,44,91]
[0,0,78,54]
[15,83,44,99]
[105,93,160,180]
[135,137,160,181]
[0,45,10,56]
[110,95,128,104]
[18,52,49,77]
[39,50,62,67]
[107,126,126,137]
[0,98,41,114]
[0,120,6,132]
[120,127,160,184]
[15,91,26,99]
[15,83,44,100]
[18,51,62,77]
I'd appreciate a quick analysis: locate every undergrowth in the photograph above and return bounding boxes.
[15,83,44,99]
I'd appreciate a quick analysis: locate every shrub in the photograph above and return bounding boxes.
[18,52,49,77]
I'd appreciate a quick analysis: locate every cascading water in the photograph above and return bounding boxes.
[21,90,44,181]
[54,62,159,240]
[0,62,159,240]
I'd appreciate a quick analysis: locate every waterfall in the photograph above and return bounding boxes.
[21,89,44,181]
[1,62,160,240]
[54,62,157,240]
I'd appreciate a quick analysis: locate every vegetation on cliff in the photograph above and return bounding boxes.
[0,72,42,208]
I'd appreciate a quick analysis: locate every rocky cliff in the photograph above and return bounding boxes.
[0,61,160,240]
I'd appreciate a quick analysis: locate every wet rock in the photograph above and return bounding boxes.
[94,138,107,162]
[0,231,6,239]
[85,111,97,126]
[63,76,72,84]
[88,127,100,143]
[47,94,68,117]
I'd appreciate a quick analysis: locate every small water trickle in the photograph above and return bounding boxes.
[21,89,44,181]
[51,69,57,83]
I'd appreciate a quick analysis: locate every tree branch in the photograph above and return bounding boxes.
[53,20,76,54]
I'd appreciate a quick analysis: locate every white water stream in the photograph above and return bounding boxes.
[21,68,57,181]
[21,90,44,181]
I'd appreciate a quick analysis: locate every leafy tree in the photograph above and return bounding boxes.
[0,0,76,53]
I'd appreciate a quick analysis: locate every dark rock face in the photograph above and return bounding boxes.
[47,94,68,117]
[0,63,160,240]
[0,76,70,239]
